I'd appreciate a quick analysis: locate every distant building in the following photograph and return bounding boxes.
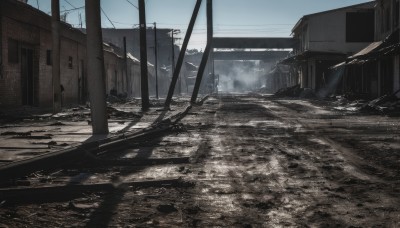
[283,2,375,93]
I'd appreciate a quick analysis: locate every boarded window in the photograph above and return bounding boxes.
[8,39,19,63]
[68,56,73,69]
[46,50,52,65]
[346,11,375,42]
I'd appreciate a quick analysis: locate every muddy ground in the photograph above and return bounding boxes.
[0,94,400,227]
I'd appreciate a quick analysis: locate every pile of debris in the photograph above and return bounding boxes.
[275,85,302,97]
[359,90,400,115]
[274,85,316,98]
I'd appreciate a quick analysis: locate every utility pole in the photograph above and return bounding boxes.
[165,0,203,108]
[51,0,61,113]
[123,37,129,96]
[139,0,150,110]
[191,0,213,104]
[171,29,180,95]
[85,0,109,134]
[154,22,159,99]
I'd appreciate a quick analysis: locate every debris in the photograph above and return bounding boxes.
[1,131,31,136]
[359,92,400,114]
[156,204,178,213]
[50,121,65,126]
[274,84,302,97]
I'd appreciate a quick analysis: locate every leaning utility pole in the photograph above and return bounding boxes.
[139,0,150,110]
[164,0,203,108]
[191,0,213,104]
[51,0,61,113]
[85,0,109,134]
[154,22,159,99]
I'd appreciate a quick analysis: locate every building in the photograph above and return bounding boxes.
[0,0,155,110]
[338,0,400,99]
[284,2,375,93]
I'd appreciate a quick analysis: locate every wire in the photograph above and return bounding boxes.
[64,0,76,8]
[101,7,116,29]
[60,6,85,13]
[125,0,139,10]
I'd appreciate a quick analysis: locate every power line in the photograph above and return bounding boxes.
[60,6,85,13]
[125,0,139,10]
[64,0,76,8]
[101,7,116,29]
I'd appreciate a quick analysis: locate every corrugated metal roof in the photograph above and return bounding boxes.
[350,41,383,58]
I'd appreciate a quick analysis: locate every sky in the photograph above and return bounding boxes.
[28,0,372,49]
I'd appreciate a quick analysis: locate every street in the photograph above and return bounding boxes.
[1,94,399,227]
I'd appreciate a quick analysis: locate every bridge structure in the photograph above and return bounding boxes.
[161,0,299,107]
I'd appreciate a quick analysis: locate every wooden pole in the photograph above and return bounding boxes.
[51,0,61,113]
[191,0,213,104]
[164,0,203,108]
[139,0,150,110]
[85,0,109,134]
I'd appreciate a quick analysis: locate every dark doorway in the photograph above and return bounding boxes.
[21,47,35,106]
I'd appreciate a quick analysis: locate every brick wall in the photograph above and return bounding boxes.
[0,0,87,108]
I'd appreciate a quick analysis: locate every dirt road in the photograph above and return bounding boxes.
[1,94,400,227]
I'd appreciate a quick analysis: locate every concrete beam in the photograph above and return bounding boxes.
[213,37,299,49]
[213,51,289,61]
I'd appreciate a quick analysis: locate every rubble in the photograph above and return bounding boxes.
[274,84,302,97]
[273,84,316,99]
[359,90,400,114]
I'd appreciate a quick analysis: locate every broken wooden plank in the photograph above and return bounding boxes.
[0,178,195,205]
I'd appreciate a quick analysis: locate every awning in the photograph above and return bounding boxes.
[349,41,383,59]
[329,61,346,69]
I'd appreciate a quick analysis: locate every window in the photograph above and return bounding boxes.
[46,50,52,65]
[346,11,375,42]
[8,39,19,64]
[68,56,73,69]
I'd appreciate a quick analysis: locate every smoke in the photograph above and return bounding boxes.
[216,60,264,92]
[317,65,345,98]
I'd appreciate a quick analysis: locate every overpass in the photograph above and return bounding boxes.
[213,37,298,49]
[213,50,290,61]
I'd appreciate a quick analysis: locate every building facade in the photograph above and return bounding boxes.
[285,2,375,93]
[0,0,156,109]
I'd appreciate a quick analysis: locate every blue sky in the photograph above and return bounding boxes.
[28,0,372,49]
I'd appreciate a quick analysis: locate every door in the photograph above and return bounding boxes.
[21,47,35,106]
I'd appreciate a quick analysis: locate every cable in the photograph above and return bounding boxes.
[64,0,76,8]
[125,0,139,10]
[101,7,116,29]
[60,6,85,13]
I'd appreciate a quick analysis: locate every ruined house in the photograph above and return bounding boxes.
[337,0,400,98]
[283,2,375,93]
[0,0,153,109]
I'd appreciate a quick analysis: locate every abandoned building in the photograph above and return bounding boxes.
[0,0,161,110]
[333,0,400,98]
[283,2,375,93]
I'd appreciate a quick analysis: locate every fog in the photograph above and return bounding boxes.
[215,60,265,93]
